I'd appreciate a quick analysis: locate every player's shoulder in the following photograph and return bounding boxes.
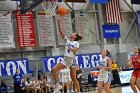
[73,41,79,44]
[106,56,111,60]
[131,56,134,59]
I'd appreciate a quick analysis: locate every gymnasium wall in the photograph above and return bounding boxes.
[0,1,140,78]
[0,11,139,70]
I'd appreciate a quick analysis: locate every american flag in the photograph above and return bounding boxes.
[105,0,122,23]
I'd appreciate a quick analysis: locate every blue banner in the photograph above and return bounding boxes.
[90,0,108,4]
[131,0,140,4]
[41,53,102,72]
[102,24,121,38]
[0,58,29,76]
[136,11,140,32]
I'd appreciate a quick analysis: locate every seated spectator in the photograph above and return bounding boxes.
[38,75,44,93]
[38,76,44,93]
[25,78,34,93]
[0,80,7,93]
[42,75,52,93]
[41,77,47,93]
[20,79,26,93]
[88,72,94,84]
[46,75,52,93]
[32,78,41,93]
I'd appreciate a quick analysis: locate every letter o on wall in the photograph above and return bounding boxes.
[6,61,16,76]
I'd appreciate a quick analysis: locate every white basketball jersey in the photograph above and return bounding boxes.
[99,56,109,73]
[60,69,67,78]
[64,36,79,58]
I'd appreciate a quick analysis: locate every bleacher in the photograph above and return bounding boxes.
[80,68,97,92]
[0,67,99,93]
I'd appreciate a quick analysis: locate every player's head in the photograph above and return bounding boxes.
[70,32,82,41]
[16,69,19,73]
[27,78,31,82]
[1,80,6,86]
[112,60,116,64]
[134,47,140,54]
[101,49,110,56]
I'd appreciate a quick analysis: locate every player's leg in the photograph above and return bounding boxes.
[104,73,112,93]
[51,63,66,92]
[130,76,137,93]
[70,67,80,93]
[136,71,140,91]
[97,81,104,93]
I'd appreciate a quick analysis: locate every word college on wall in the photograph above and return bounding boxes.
[0,58,29,76]
[41,53,102,72]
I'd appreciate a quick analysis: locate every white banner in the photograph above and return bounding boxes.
[36,11,55,46]
[75,11,91,44]
[0,1,17,11]
[119,70,133,84]
[0,11,15,48]
[56,14,73,45]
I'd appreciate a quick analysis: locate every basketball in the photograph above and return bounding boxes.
[56,6,69,16]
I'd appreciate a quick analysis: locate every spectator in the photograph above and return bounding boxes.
[88,72,94,84]
[41,77,47,93]
[20,79,26,93]
[25,78,34,93]
[46,75,52,93]
[0,80,8,93]
[112,60,121,87]
[38,76,44,93]
[13,69,22,93]
[32,78,41,93]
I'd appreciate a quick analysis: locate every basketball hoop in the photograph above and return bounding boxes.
[42,0,58,17]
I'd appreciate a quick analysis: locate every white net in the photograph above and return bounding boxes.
[42,0,58,17]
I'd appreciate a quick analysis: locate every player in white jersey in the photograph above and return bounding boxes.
[59,68,71,93]
[51,17,82,93]
[97,49,112,93]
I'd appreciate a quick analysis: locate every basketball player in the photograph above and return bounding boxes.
[97,49,112,93]
[127,47,140,93]
[59,68,70,93]
[51,18,82,93]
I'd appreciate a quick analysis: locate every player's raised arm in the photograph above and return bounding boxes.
[56,18,65,39]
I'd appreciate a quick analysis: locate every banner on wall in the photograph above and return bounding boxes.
[0,58,29,76]
[119,70,133,84]
[36,11,55,46]
[75,11,91,44]
[90,0,108,4]
[0,11,15,48]
[136,11,140,31]
[131,0,140,4]
[41,53,102,72]
[102,24,121,38]
[15,10,36,47]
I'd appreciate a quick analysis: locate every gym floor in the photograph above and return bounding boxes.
[84,86,139,93]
